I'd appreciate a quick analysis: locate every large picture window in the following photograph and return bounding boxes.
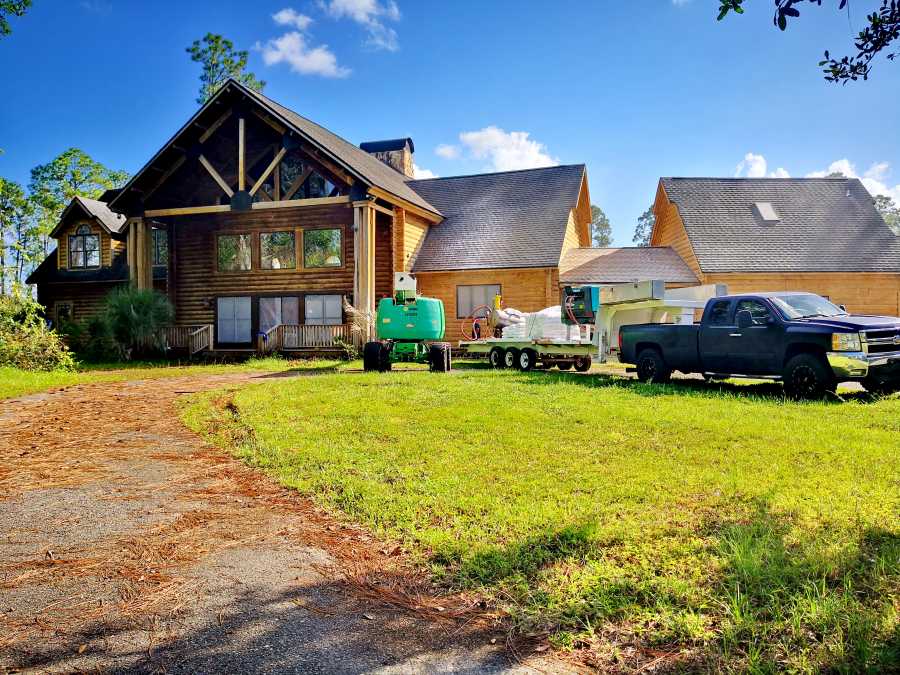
[217,233,252,272]
[305,294,343,325]
[303,228,342,268]
[456,284,501,319]
[260,231,296,269]
[152,228,168,267]
[68,225,100,269]
[259,296,300,333]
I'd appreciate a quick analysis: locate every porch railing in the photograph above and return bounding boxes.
[256,324,352,353]
[165,324,213,355]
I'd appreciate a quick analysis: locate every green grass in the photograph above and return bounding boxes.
[182,368,900,671]
[0,357,345,400]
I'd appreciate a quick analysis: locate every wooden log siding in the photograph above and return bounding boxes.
[37,281,126,324]
[170,203,368,329]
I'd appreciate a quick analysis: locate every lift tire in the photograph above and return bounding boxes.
[488,347,505,369]
[635,348,671,383]
[503,348,519,370]
[783,353,836,399]
[574,356,592,373]
[429,343,452,373]
[518,348,537,371]
[363,342,382,372]
[378,342,393,372]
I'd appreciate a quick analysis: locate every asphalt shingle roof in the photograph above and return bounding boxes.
[661,177,900,273]
[408,164,586,271]
[559,247,698,284]
[50,196,127,238]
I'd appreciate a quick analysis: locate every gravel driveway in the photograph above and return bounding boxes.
[0,372,566,674]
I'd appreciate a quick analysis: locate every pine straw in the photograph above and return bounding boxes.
[0,375,506,660]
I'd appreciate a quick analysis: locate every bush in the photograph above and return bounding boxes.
[61,314,122,362]
[0,292,75,371]
[103,287,174,360]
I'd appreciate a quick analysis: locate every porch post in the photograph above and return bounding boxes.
[352,200,376,340]
[128,217,153,290]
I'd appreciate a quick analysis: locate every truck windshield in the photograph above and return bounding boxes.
[770,294,848,319]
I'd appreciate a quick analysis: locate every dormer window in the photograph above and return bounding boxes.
[753,202,780,224]
[69,225,100,268]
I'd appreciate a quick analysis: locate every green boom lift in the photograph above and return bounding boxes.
[363,273,452,373]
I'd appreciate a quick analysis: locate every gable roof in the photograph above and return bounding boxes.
[660,177,900,273]
[560,247,698,284]
[110,79,439,218]
[50,196,127,238]
[408,164,586,271]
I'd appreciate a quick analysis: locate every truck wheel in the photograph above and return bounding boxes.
[574,356,592,373]
[378,342,392,372]
[518,348,537,371]
[783,354,836,399]
[363,342,382,372]
[504,348,519,369]
[429,343,451,373]
[636,348,671,383]
[488,347,505,369]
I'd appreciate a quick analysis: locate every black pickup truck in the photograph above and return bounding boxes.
[619,292,900,397]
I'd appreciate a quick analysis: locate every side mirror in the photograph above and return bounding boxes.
[736,310,753,329]
[839,304,847,313]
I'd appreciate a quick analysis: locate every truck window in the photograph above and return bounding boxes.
[707,300,732,326]
[735,299,772,326]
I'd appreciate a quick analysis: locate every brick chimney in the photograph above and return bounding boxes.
[359,138,415,178]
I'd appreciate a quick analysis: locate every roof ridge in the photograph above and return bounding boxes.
[663,176,856,181]
[409,163,585,183]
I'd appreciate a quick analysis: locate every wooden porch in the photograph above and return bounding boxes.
[163,323,355,356]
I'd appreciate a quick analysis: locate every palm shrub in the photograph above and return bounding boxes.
[0,291,75,371]
[104,287,174,360]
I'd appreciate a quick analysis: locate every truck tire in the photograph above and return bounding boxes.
[574,356,592,372]
[504,348,519,369]
[518,348,537,371]
[783,353,836,399]
[429,343,452,373]
[489,347,505,369]
[363,342,382,372]
[635,348,671,383]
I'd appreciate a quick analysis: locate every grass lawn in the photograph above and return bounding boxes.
[0,357,345,401]
[182,368,900,672]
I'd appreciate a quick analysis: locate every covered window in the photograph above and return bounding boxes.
[217,233,252,272]
[216,296,252,344]
[303,228,342,268]
[259,296,300,333]
[456,284,500,319]
[68,225,100,269]
[260,231,296,269]
[305,294,343,325]
[152,228,168,267]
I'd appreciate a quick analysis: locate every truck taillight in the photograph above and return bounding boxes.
[617,330,623,352]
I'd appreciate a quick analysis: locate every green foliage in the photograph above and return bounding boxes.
[187,33,266,104]
[590,205,612,247]
[0,0,30,37]
[874,194,900,235]
[0,291,74,371]
[60,314,122,362]
[103,287,175,360]
[633,205,655,247]
[184,370,900,670]
[0,177,35,293]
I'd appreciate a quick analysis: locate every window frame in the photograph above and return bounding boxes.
[215,232,254,273]
[304,293,344,325]
[302,227,344,269]
[734,299,773,326]
[706,299,734,327]
[151,228,168,267]
[456,284,502,319]
[68,224,101,269]
[259,230,297,271]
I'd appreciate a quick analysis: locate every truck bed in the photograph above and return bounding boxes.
[619,323,701,372]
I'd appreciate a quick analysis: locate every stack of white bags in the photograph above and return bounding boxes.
[501,306,570,341]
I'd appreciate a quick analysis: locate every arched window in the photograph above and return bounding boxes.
[69,224,100,268]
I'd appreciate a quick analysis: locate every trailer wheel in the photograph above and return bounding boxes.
[518,348,537,371]
[636,348,671,383]
[429,342,452,373]
[363,341,382,372]
[574,356,592,372]
[503,348,519,369]
[488,347,505,369]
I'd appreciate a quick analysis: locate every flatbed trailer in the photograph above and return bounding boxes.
[458,281,727,371]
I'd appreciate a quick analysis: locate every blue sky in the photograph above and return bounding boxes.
[1,0,898,244]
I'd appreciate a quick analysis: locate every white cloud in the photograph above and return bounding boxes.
[273,8,313,30]
[257,32,350,78]
[413,163,437,179]
[807,158,900,202]
[734,152,790,179]
[457,126,559,172]
[320,0,401,50]
[435,143,460,160]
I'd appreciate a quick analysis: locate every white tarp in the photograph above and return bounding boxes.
[501,306,570,341]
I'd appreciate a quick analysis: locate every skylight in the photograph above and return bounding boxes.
[753,202,780,223]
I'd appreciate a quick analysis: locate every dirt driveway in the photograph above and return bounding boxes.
[0,372,563,674]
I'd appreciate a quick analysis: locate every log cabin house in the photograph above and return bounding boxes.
[651,177,900,317]
[27,78,692,353]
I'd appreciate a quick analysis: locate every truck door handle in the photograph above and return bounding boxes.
[729,333,742,337]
